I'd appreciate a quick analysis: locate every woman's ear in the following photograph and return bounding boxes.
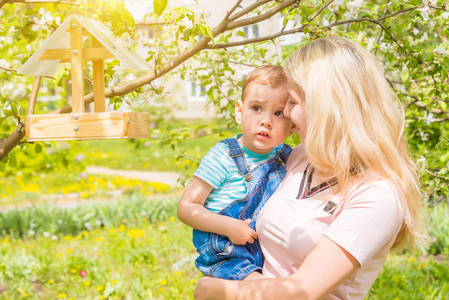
[235,100,243,125]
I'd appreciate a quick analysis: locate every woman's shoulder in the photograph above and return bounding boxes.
[345,172,402,210]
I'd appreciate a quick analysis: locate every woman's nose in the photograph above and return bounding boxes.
[283,105,291,119]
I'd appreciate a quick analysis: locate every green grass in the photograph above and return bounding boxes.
[0,173,178,207]
[0,217,198,299]
[0,196,446,299]
[80,119,239,172]
[368,255,449,299]
[1,117,448,299]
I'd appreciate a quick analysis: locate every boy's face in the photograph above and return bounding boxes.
[235,82,295,154]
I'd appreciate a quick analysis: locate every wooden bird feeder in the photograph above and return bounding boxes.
[18,15,153,141]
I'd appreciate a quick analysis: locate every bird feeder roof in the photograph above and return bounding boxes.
[18,15,152,76]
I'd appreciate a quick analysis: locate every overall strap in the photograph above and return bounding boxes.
[276,143,293,165]
[223,138,251,179]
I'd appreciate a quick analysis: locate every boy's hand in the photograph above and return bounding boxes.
[227,219,258,245]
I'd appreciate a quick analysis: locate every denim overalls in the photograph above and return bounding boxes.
[193,138,292,280]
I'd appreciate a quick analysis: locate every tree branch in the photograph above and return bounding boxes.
[425,169,448,180]
[0,65,17,72]
[228,0,272,22]
[0,125,26,161]
[227,0,296,30]
[225,0,244,21]
[403,92,447,115]
[207,0,332,49]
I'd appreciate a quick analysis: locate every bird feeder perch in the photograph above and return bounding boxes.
[18,15,153,141]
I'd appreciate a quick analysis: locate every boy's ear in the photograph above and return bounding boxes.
[288,123,297,136]
[235,100,243,125]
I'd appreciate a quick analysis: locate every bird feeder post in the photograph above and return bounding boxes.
[92,37,106,113]
[69,19,84,114]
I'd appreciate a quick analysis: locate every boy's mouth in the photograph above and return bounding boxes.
[257,132,270,139]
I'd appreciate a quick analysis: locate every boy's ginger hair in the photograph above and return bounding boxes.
[242,65,287,101]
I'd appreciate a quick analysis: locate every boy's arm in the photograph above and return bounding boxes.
[177,176,258,245]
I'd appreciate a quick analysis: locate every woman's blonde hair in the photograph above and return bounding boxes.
[284,36,430,250]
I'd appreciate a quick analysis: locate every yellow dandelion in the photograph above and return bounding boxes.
[66,248,72,253]
[47,280,54,284]
[64,236,70,241]
[148,225,153,230]
[83,232,89,237]
[134,262,139,266]
[159,288,164,292]
[98,252,102,256]
[58,293,67,298]
[142,218,147,222]
[160,279,167,285]
[83,280,91,286]
[56,253,62,258]
[170,216,175,222]
[410,257,415,262]
[96,237,104,242]
[176,271,181,276]
[109,229,115,234]
[70,269,76,274]
[76,265,81,269]
[68,298,73,300]
[422,264,427,268]
[2,238,9,244]
[103,226,107,231]
[24,294,29,298]
[190,280,195,284]
[112,279,118,284]
[76,235,82,240]
[100,296,105,299]
[96,286,103,292]
[118,225,126,232]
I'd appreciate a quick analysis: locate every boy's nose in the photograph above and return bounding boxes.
[261,114,272,128]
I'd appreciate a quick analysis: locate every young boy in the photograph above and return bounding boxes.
[177,65,296,280]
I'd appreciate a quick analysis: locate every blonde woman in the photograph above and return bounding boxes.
[194,36,430,299]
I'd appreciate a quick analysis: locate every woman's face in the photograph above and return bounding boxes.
[284,81,307,143]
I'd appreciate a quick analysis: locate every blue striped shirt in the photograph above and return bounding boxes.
[194,137,283,212]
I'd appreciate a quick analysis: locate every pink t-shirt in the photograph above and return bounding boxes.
[256,145,403,299]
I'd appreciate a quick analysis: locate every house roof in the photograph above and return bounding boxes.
[18,15,152,76]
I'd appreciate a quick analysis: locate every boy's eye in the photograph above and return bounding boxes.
[274,111,284,117]
[289,100,297,106]
[252,105,262,112]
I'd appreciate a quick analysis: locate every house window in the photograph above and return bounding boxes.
[186,79,207,102]
[242,24,259,39]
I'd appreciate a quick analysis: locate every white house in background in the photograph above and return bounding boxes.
[125,0,303,120]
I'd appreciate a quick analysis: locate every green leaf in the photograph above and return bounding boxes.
[8,153,17,168]
[153,0,168,16]
[10,103,18,116]
[400,71,409,82]
[35,143,43,153]
[441,152,449,163]
[357,11,371,18]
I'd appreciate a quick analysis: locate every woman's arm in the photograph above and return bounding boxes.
[177,176,258,245]
[194,235,360,299]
